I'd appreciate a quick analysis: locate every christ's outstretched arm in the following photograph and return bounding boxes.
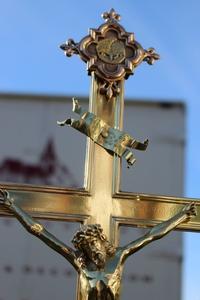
[121,202,196,260]
[0,189,80,272]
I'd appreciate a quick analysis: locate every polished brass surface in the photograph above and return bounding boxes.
[0,8,200,300]
[57,98,148,167]
[0,190,197,299]
[60,9,160,100]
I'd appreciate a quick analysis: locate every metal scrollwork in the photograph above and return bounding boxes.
[99,81,120,100]
[60,38,79,57]
[60,9,160,100]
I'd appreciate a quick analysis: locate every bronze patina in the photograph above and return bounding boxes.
[0,189,197,300]
[0,8,200,300]
[57,98,148,167]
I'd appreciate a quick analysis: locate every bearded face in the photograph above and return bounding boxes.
[83,239,107,268]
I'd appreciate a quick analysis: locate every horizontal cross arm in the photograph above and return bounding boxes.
[0,184,90,222]
[112,192,200,232]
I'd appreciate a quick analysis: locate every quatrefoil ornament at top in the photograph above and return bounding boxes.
[60,8,160,100]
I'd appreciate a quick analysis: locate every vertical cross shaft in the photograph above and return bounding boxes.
[59,8,159,243]
[84,75,124,239]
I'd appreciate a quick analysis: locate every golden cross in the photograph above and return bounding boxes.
[0,8,200,299]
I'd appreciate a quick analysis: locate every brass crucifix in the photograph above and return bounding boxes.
[0,9,200,300]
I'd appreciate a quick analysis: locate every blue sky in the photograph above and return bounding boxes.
[1,1,200,299]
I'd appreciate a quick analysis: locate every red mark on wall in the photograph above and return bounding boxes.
[0,139,78,186]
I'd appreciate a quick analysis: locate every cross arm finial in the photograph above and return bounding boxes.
[144,47,160,65]
[60,38,79,57]
[101,8,121,23]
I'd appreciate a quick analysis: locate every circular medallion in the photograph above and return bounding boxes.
[96,38,126,64]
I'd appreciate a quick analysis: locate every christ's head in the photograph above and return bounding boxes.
[72,224,116,269]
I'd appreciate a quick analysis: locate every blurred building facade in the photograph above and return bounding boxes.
[0,93,185,300]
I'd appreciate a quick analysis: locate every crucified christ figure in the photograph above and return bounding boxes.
[0,188,197,300]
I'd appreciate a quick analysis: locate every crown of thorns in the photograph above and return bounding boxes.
[72,224,107,250]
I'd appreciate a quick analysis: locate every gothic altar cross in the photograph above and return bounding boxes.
[0,9,200,299]
[1,8,199,236]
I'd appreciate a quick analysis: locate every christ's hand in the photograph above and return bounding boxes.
[182,202,197,221]
[0,189,13,208]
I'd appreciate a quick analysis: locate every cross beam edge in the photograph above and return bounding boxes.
[0,184,90,222]
[113,193,200,231]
